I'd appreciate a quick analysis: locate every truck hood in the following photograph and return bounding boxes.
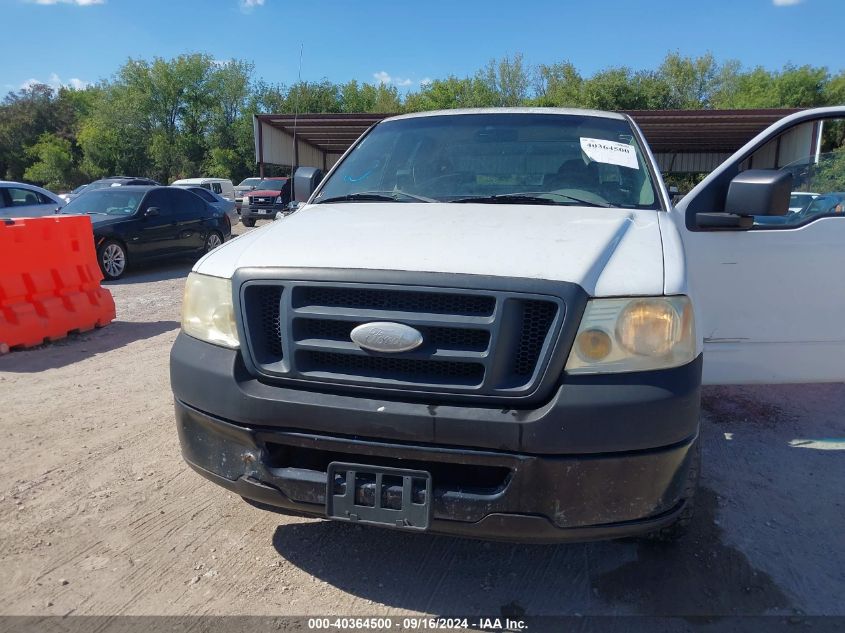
[196,203,666,296]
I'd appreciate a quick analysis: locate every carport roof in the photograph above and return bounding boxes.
[256,113,390,155]
[625,108,802,153]
[256,108,801,157]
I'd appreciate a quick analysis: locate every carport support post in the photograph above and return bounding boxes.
[258,119,265,178]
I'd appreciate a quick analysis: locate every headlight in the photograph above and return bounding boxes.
[565,296,694,374]
[181,273,239,348]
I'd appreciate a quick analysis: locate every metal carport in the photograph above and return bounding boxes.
[254,108,807,176]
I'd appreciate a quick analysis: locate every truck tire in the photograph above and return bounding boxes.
[241,217,255,227]
[643,439,700,543]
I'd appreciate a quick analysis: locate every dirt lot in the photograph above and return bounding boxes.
[1,221,844,620]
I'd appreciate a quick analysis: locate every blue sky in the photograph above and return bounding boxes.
[1,0,842,94]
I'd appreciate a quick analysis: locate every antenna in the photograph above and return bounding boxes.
[291,43,304,177]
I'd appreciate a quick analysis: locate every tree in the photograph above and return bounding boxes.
[340,80,401,113]
[658,52,720,109]
[77,84,150,179]
[824,71,845,106]
[478,54,531,107]
[0,84,58,180]
[533,62,583,107]
[712,63,829,109]
[404,76,498,111]
[581,68,658,110]
[23,133,76,190]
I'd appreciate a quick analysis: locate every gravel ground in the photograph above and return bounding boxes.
[0,220,843,620]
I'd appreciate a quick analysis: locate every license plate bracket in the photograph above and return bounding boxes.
[326,462,432,531]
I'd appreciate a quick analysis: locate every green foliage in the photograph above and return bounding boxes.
[663,172,709,195]
[23,133,75,190]
[77,84,150,179]
[2,51,845,191]
[403,75,498,111]
[533,62,583,107]
[712,64,829,109]
[808,149,845,193]
[658,52,720,109]
[340,81,401,113]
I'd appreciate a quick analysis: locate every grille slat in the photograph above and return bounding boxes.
[241,281,562,400]
[294,286,495,316]
[298,351,484,386]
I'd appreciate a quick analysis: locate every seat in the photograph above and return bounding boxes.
[544,159,598,191]
[22,193,39,206]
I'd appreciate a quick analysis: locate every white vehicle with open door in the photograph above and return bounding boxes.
[679,107,845,385]
[170,107,845,544]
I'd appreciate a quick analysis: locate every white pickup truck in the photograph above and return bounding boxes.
[171,106,845,543]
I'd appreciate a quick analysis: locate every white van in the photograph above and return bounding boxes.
[171,178,235,202]
[170,106,845,544]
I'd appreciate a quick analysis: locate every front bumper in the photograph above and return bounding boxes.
[242,204,284,220]
[171,334,702,542]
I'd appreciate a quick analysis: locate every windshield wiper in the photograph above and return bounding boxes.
[317,191,434,204]
[452,192,611,208]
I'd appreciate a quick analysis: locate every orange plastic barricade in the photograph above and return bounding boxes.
[0,216,116,351]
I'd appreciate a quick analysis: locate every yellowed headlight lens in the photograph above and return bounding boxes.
[614,299,680,357]
[181,273,239,348]
[575,328,612,361]
[565,296,695,374]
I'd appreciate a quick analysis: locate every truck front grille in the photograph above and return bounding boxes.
[249,196,276,206]
[239,280,565,401]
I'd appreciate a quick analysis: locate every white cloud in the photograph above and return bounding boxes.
[373,71,422,89]
[67,77,88,90]
[373,71,392,85]
[240,0,264,12]
[420,77,432,87]
[20,73,90,91]
[772,0,804,5]
[29,0,105,5]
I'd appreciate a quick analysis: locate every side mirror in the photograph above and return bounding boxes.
[144,207,160,217]
[293,167,324,202]
[696,169,792,230]
[725,169,791,217]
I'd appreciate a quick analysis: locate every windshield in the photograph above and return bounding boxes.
[61,189,144,216]
[86,180,125,191]
[239,178,262,187]
[788,192,817,210]
[316,113,660,209]
[255,179,287,191]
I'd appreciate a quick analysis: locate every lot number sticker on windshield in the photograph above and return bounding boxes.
[580,138,639,170]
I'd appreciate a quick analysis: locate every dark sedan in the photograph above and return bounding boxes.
[60,186,231,280]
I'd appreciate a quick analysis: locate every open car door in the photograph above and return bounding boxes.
[676,106,845,385]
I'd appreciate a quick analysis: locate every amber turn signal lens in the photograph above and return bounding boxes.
[575,328,612,361]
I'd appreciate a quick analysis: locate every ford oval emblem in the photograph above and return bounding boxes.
[350,322,424,353]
